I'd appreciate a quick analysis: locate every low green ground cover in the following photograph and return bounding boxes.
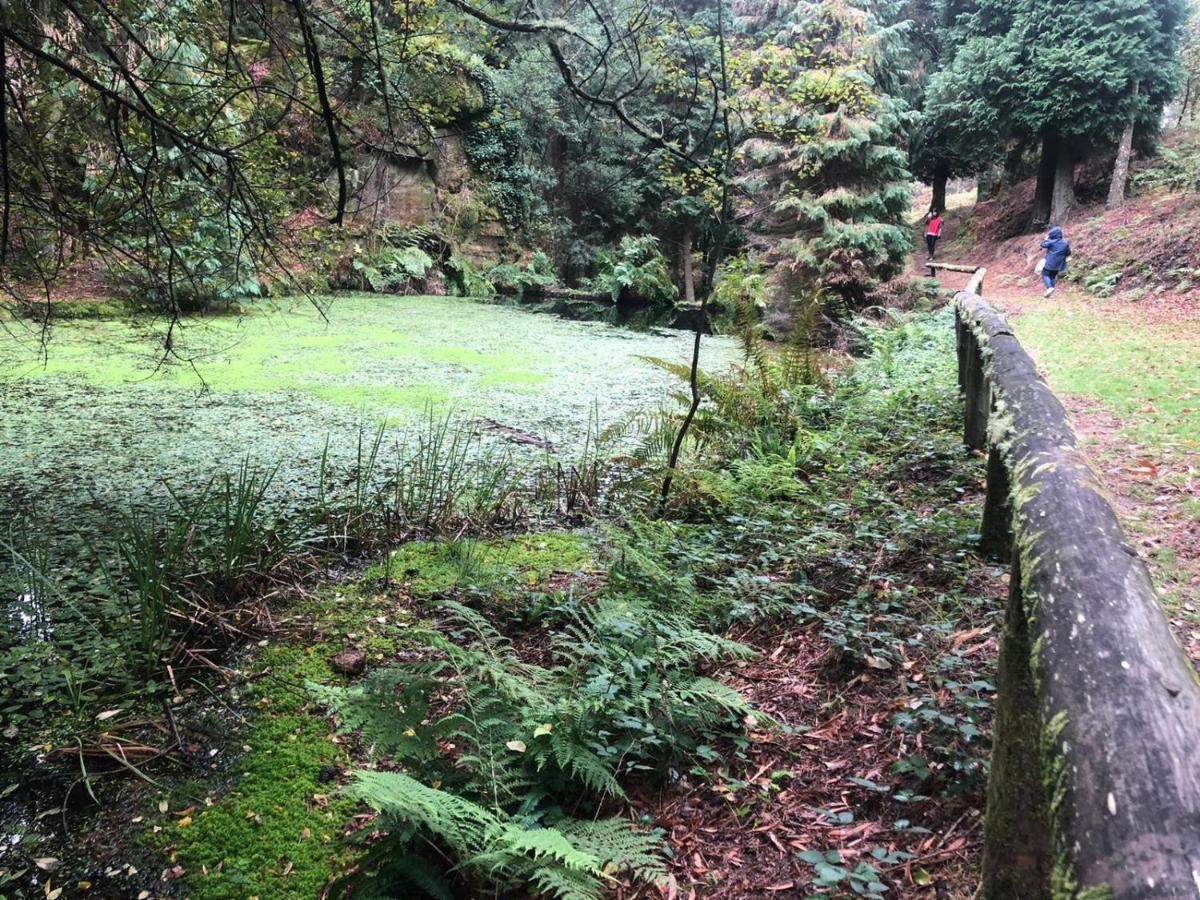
[368,532,594,598]
[248,309,990,899]
[3,304,993,898]
[162,584,408,899]
[1012,305,1200,450]
[0,294,735,547]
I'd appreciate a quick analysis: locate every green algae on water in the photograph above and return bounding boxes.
[0,294,736,550]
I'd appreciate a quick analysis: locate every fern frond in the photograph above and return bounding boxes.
[544,728,627,799]
[312,670,441,762]
[670,677,758,719]
[527,865,605,900]
[561,818,668,885]
[349,771,499,851]
[494,824,600,872]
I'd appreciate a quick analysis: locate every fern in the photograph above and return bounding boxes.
[528,866,606,900]
[542,727,626,799]
[562,818,668,884]
[590,235,677,306]
[318,524,758,899]
[350,771,499,850]
[483,824,600,873]
[309,668,441,762]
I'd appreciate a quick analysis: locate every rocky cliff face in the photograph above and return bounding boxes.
[326,64,508,267]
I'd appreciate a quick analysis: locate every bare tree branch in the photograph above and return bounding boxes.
[289,0,347,225]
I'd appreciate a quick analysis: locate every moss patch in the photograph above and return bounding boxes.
[168,712,356,900]
[152,533,587,896]
[161,585,417,899]
[368,531,594,599]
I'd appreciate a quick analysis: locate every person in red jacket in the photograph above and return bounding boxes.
[925,211,944,259]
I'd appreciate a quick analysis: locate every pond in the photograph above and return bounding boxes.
[0,294,736,552]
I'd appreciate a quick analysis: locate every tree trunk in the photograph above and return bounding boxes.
[1108,81,1139,210]
[931,162,950,214]
[680,227,695,305]
[977,163,1003,203]
[1031,134,1057,230]
[1050,141,1076,225]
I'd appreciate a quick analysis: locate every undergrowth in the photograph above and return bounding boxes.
[1,303,992,899]
[314,306,993,898]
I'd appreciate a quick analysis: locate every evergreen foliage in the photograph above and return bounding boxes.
[735,0,915,308]
[591,235,679,306]
[921,0,1189,203]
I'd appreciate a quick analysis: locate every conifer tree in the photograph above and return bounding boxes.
[736,0,914,310]
[908,0,1006,211]
[923,0,1188,226]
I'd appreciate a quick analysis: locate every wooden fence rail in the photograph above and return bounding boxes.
[954,273,1200,899]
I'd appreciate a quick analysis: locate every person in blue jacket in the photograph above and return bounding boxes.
[1040,226,1071,298]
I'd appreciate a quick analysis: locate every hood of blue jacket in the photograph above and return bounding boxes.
[1048,227,1063,240]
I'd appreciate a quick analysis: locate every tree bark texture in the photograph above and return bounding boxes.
[1031,134,1058,229]
[931,162,949,214]
[1050,141,1075,225]
[976,163,1002,203]
[1108,81,1139,211]
[681,228,695,305]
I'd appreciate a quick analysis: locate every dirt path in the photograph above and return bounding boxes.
[921,251,1200,662]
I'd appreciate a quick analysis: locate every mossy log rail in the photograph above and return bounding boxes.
[929,260,985,279]
[955,273,1200,898]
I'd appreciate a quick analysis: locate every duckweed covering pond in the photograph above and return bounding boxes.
[0,295,734,545]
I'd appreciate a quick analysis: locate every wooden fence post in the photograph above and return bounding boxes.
[962,334,989,451]
[979,448,1012,560]
[956,314,968,392]
[982,553,1051,899]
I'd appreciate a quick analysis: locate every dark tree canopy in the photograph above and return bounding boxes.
[915,0,1188,223]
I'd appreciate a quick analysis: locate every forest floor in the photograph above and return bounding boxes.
[915,186,1200,661]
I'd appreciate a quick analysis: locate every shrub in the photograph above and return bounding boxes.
[445,254,496,297]
[487,250,558,298]
[1134,131,1200,194]
[352,245,435,293]
[709,256,769,333]
[591,236,677,307]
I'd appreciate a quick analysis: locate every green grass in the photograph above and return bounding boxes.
[1013,305,1200,450]
[1013,304,1200,621]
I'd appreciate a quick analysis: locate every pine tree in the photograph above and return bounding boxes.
[736,0,915,311]
[924,0,1189,226]
[908,0,1007,211]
